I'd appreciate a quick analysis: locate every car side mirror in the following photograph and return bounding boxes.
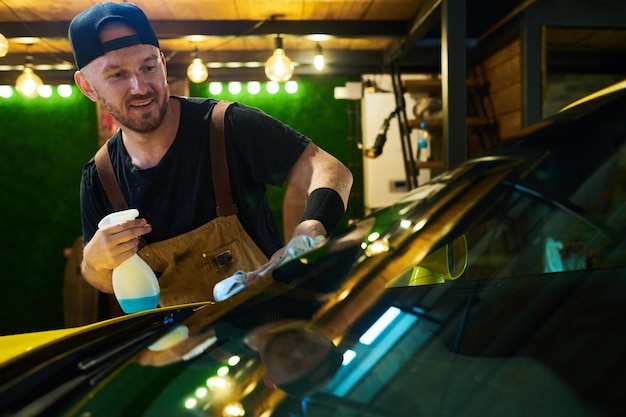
[409,235,468,286]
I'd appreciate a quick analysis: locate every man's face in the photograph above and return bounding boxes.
[78,22,169,134]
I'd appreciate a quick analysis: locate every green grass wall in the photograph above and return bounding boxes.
[0,87,97,334]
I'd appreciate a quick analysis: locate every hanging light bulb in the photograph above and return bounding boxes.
[0,33,8,58]
[314,43,324,71]
[187,57,208,83]
[265,35,294,82]
[16,62,43,98]
[187,47,208,83]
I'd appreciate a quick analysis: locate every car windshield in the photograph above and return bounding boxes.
[56,135,625,416]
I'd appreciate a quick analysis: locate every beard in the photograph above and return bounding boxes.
[97,84,170,134]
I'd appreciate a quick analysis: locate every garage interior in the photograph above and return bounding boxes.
[1,1,626,417]
[0,0,625,337]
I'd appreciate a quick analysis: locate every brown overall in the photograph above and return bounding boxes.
[94,101,269,306]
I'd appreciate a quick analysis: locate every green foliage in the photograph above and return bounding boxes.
[0,87,97,334]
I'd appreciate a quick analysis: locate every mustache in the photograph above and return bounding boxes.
[127,94,156,104]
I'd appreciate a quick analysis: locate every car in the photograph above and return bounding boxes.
[1,80,625,417]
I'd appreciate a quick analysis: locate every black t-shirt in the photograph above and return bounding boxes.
[80,97,311,258]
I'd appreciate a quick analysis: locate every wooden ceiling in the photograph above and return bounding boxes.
[1,0,625,85]
[0,0,438,84]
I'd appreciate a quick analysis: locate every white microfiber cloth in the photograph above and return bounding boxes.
[213,235,325,301]
[213,270,248,302]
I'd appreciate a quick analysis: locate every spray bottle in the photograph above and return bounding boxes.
[98,209,160,314]
[416,121,429,159]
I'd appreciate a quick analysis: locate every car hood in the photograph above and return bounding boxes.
[0,155,522,417]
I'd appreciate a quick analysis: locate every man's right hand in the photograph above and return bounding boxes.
[81,218,152,293]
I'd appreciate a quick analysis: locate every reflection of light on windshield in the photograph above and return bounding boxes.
[147,325,189,351]
[329,307,418,396]
[207,376,229,390]
[242,381,257,396]
[342,349,357,365]
[359,306,401,345]
[337,288,351,301]
[184,398,198,409]
[413,219,427,232]
[204,375,234,403]
[184,368,239,411]
[222,401,245,416]
[364,238,389,257]
[228,355,241,366]
[400,219,412,229]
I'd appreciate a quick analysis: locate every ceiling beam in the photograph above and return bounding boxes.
[0,20,409,39]
[526,0,626,27]
[0,19,417,83]
[0,64,399,85]
[383,0,442,65]
[0,49,387,66]
[0,49,405,85]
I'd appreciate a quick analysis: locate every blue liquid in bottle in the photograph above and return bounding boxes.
[117,294,160,314]
[98,209,161,315]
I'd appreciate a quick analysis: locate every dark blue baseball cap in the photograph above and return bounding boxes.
[69,2,160,69]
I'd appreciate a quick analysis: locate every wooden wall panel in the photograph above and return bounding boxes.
[482,55,521,91]
[483,38,521,68]
[477,37,523,140]
[490,83,521,115]
[495,111,522,140]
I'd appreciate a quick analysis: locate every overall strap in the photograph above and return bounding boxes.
[210,100,238,217]
[94,140,128,211]
[94,139,146,249]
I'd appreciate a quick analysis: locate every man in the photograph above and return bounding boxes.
[69,2,353,307]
